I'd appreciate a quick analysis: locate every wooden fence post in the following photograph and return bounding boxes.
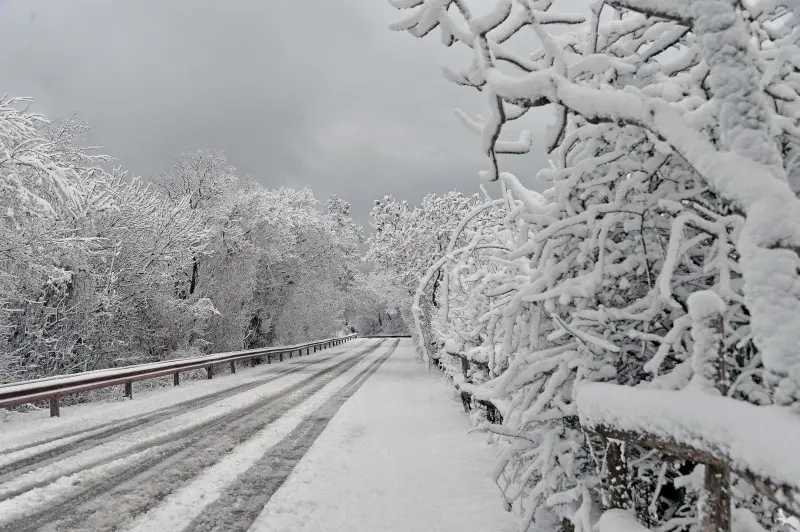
[689,291,730,532]
[605,438,631,510]
[460,390,472,412]
[701,463,731,532]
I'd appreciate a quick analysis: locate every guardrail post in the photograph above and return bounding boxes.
[125,381,133,399]
[267,354,271,364]
[206,365,213,379]
[174,372,180,386]
[50,397,60,417]
[279,352,283,362]
[230,360,236,374]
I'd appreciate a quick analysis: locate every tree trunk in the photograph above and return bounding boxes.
[189,256,199,295]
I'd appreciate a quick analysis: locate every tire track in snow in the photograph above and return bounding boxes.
[0,338,364,457]
[0,351,343,481]
[0,342,377,504]
[0,340,384,532]
[0,348,364,501]
[186,339,398,532]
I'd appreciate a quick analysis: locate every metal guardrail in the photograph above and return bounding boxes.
[0,334,358,417]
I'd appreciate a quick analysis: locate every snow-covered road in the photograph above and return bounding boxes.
[0,338,515,531]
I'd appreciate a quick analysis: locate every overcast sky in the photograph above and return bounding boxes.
[0,0,551,230]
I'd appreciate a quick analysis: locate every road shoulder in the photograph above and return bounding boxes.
[251,338,517,532]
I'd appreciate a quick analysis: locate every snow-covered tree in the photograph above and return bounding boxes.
[197,185,363,348]
[0,101,117,379]
[367,192,495,356]
[1,100,366,383]
[345,270,409,337]
[388,0,800,529]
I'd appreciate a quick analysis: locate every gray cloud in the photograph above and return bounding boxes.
[0,0,551,230]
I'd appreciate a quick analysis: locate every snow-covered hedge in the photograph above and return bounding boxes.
[386,0,800,529]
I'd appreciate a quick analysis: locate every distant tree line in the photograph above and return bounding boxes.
[0,98,378,382]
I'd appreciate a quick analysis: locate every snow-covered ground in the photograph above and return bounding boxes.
[0,338,515,531]
[251,340,517,532]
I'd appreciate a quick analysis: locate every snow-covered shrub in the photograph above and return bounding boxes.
[388,0,800,529]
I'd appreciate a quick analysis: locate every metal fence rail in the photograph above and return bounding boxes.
[0,334,358,417]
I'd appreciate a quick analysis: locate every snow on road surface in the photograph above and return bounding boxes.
[251,340,518,532]
[0,337,369,451]
[0,338,515,531]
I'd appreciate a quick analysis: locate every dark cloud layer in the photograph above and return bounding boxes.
[0,0,550,229]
